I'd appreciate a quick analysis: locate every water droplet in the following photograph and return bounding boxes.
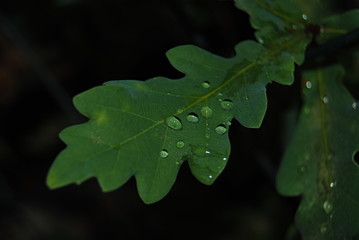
[202,81,210,88]
[176,140,185,148]
[320,225,327,233]
[186,113,199,123]
[323,200,333,214]
[159,150,168,158]
[352,102,357,110]
[201,106,213,118]
[209,175,213,179]
[244,96,249,101]
[225,121,231,126]
[205,150,211,154]
[215,125,227,135]
[205,132,210,138]
[220,100,234,110]
[166,116,182,130]
[258,38,264,44]
[322,96,329,104]
[329,181,336,188]
[302,14,308,20]
[223,157,228,161]
[297,164,307,173]
[305,81,312,89]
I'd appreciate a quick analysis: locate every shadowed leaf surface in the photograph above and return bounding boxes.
[277,65,359,239]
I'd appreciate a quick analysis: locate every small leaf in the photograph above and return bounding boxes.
[277,65,359,239]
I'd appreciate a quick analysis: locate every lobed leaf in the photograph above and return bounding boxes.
[47,29,310,203]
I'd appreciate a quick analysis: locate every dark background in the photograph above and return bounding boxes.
[0,0,358,239]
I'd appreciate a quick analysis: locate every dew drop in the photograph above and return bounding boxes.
[297,164,307,173]
[209,175,213,179]
[202,81,210,88]
[220,100,234,110]
[215,125,227,135]
[244,96,249,101]
[322,96,329,104]
[201,106,213,118]
[329,181,336,188]
[352,102,357,110]
[186,113,199,123]
[258,38,264,44]
[305,81,312,89]
[223,157,228,161]
[166,116,182,130]
[323,200,333,214]
[176,140,185,149]
[159,150,169,158]
[302,14,308,20]
[225,121,232,126]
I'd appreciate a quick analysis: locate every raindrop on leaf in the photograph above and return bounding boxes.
[322,96,329,104]
[186,113,199,123]
[220,100,234,110]
[202,81,210,88]
[201,106,213,118]
[305,81,312,89]
[323,200,333,214]
[166,116,182,130]
[215,125,227,135]
[176,141,185,149]
[352,102,357,110]
[159,150,169,158]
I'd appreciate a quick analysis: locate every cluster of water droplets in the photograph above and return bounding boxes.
[160,80,234,173]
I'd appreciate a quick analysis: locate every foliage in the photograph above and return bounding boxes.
[47,0,359,239]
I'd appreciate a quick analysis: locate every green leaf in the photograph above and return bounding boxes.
[235,0,315,64]
[276,65,359,239]
[47,24,310,203]
[317,9,359,43]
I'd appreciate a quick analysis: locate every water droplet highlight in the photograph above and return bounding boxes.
[323,200,333,214]
[202,81,210,88]
[220,100,234,110]
[209,175,213,179]
[322,96,329,104]
[225,121,231,126]
[297,165,307,173]
[159,150,168,158]
[215,125,227,135]
[201,106,213,118]
[166,116,182,130]
[223,157,228,161]
[305,81,312,89]
[176,141,185,149]
[352,102,357,110]
[302,14,308,20]
[329,181,336,188]
[186,113,199,123]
